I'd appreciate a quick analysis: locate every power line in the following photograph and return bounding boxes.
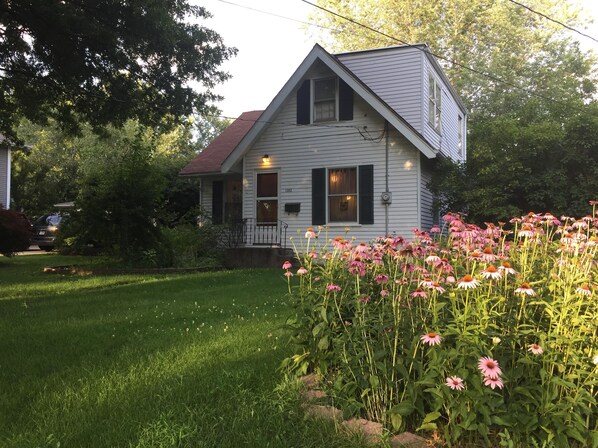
[301,0,581,109]
[213,0,341,34]
[505,0,598,44]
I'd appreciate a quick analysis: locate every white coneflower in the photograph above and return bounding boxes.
[515,283,536,296]
[480,265,502,280]
[457,275,481,290]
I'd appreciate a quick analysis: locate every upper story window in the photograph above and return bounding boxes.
[314,77,337,122]
[428,75,442,132]
[297,77,353,125]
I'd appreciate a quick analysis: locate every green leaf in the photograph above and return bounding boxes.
[390,413,403,431]
[390,401,415,416]
[423,411,441,424]
[416,422,437,432]
[317,335,329,350]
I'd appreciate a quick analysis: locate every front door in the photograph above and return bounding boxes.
[255,172,279,245]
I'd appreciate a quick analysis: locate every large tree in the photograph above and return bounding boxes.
[309,0,598,220]
[0,0,236,138]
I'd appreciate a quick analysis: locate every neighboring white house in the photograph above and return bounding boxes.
[181,43,467,246]
[0,134,11,209]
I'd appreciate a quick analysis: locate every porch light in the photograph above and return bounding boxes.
[262,154,270,164]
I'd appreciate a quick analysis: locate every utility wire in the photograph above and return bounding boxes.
[301,0,583,108]
[213,0,341,33]
[505,0,598,44]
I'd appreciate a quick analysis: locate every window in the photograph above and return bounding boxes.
[256,172,278,224]
[428,75,442,132]
[314,77,337,122]
[457,114,464,155]
[296,77,353,125]
[312,165,373,225]
[328,168,357,222]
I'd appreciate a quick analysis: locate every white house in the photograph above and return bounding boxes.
[0,134,11,209]
[181,43,467,247]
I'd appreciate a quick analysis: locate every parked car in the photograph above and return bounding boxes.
[30,213,65,251]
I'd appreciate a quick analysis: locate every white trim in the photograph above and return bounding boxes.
[312,76,339,123]
[327,166,358,224]
[221,44,437,173]
[416,152,422,229]
[254,170,280,224]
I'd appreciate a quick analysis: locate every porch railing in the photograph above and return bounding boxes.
[231,218,288,248]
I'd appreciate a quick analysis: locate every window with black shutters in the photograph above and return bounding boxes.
[297,76,353,125]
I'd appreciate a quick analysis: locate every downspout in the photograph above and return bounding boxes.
[384,121,389,236]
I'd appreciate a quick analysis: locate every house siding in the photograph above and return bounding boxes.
[0,148,9,209]
[338,47,423,134]
[243,71,422,245]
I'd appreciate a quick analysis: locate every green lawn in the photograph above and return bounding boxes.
[0,255,371,448]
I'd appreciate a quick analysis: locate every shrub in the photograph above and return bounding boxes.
[282,207,597,447]
[0,209,32,256]
[155,224,224,268]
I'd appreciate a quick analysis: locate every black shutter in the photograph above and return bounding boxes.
[297,80,311,125]
[358,165,374,225]
[338,78,353,121]
[212,180,223,225]
[312,168,326,225]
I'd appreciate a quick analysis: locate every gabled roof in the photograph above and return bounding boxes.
[180,110,263,176]
[221,44,438,173]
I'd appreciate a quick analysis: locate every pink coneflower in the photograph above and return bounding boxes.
[430,282,445,293]
[445,275,456,284]
[374,273,389,285]
[308,251,318,259]
[576,285,592,296]
[480,247,497,263]
[498,261,516,275]
[434,257,454,273]
[284,271,293,278]
[480,265,502,280]
[518,224,535,238]
[528,344,543,355]
[515,282,536,296]
[411,288,428,298]
[445,376,465,390]
[348,259,366,276]
[419,277,434,288]
[478,356,502,379]
[457,275,480,290]
[355,242,370,253]
[483,376,504,389]
[425,253,441,264]
[420,332,442,346]
[305,228,316,239]
[296,267,308,275]
[282,260,292,270]
[360,296,371,304]
[380,289,390,297]
[326,284,341,292]
[430,225,441,233]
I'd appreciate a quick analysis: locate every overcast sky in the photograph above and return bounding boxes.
[194,0,598,118]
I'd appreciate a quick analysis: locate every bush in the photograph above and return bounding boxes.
[154,224,224,268]
[281,206,597,447]
[0,209,33,256]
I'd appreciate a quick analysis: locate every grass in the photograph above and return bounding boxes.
[0,254,374,448]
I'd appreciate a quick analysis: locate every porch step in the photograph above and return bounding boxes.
[224,247,295,269]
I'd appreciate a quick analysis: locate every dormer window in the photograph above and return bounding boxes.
[314,77,337,122]
[296,76,353,125]
[428,75,442,132]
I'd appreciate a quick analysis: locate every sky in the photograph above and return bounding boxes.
[194,0,598,118]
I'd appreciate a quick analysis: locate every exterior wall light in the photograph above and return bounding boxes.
[262,154,270,164]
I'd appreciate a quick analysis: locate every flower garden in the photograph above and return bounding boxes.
[281,206,597,447]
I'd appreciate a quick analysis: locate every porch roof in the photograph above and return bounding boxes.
[179,110,263,176]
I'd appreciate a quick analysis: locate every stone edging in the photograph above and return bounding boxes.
[299,374,429,447]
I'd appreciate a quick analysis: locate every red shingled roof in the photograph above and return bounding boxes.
[180,110,263,176]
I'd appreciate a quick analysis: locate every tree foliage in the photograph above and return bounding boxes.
[0,0,236,138]
[309,0,598,221]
